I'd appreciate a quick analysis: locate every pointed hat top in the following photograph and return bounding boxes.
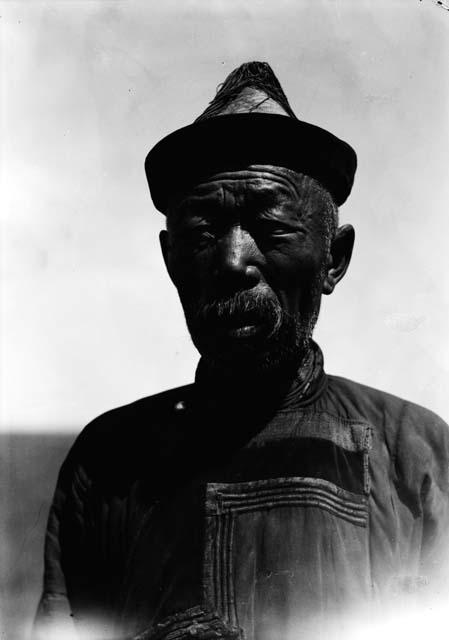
[145,61,357,210]
[195,61,297,120]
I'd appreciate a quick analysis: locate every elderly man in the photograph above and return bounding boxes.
[35,62,449,640]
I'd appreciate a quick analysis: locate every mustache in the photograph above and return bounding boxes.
[186,290,283,328]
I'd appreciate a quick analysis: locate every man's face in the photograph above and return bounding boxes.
[161,165,335,376]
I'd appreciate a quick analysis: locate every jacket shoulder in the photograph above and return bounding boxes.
[326,374,447,433]
[80,383,194,440]
[62,384,195,488]
[325,375,449,482]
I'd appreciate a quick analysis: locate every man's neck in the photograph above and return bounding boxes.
[194,341,324,420]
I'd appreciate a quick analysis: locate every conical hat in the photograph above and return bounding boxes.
[145,62,357,211]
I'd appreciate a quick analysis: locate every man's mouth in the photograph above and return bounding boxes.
[187,291,283,346]
[208,311,272,340]
[223,323,264,338]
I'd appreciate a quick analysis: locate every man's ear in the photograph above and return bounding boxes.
[322,224,355,295]
[159,229,173,282]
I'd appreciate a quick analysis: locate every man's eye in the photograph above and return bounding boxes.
[184,227,215,248]
[256,221,291,237]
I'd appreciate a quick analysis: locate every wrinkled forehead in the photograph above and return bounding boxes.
[167,165,328,215]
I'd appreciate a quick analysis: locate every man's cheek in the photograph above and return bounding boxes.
[170,252,207,290]
[271,263,323,305]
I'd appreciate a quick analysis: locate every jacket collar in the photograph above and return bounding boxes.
[193,340,326,417]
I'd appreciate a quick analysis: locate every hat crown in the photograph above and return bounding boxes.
[145,61,357,211]
[196,61,297,122]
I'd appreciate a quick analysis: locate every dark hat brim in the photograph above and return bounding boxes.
[145,113,357,211]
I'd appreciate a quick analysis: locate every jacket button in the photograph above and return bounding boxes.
[174,400,186,412]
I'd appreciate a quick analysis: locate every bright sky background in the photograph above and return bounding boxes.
[1,0,449,432]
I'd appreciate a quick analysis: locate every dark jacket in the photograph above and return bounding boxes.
[34,365,449,640]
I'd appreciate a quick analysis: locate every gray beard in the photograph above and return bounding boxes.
[180,284,322,378]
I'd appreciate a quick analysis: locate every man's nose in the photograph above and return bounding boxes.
[215,225,261,290]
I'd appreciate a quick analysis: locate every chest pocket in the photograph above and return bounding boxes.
[202,412,372,640]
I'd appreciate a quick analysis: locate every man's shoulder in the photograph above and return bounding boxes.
[84,383,195,436]
[326,373,448,451]
[66,384,195,477]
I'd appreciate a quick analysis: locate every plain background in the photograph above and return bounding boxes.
[1,1,448,638]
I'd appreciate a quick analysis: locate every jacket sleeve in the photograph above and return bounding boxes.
[32,442,86,640]
[418,413,449,590]
[395,403,449,595]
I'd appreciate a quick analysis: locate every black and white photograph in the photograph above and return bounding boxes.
[1,2,449,639]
